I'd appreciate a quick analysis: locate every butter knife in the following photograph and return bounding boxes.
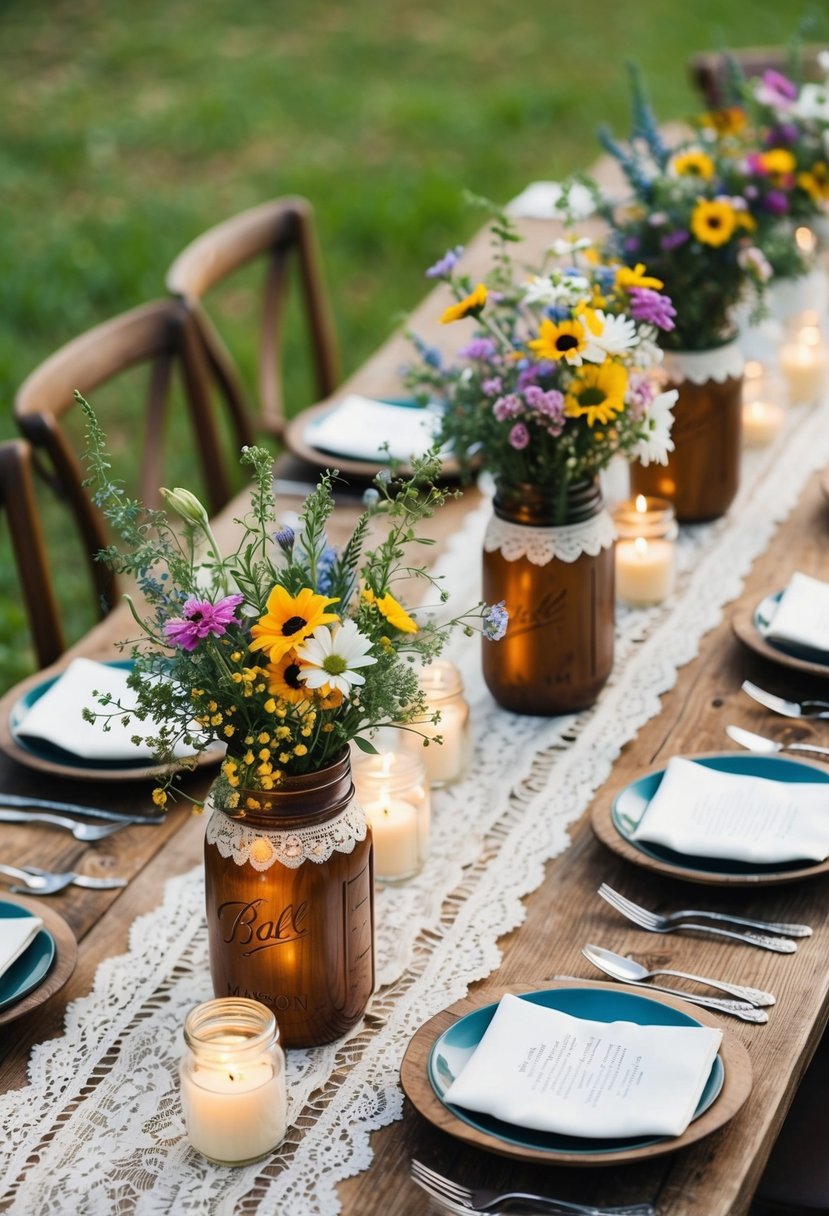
[0,793,165,824]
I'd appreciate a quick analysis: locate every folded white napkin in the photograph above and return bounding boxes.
[0,916,43,981]
[17,657,197,762]
[443,993,721,1138]
[631,756,829,863]
[506,180,594,220]
[764,571,829,655]
[304,395,442,462]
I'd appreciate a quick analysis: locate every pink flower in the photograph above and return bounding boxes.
[508,423,530,450]
[164,594,245,651]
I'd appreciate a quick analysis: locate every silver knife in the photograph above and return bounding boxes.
[0,793,165,824]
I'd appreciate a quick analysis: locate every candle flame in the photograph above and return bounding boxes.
[795,226,817,254]
[634,494,648,514]
[634,536,648,556]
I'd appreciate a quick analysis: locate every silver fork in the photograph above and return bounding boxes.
[411,1160,656,1216]
[597,884,801,952]
[598,883,812,938]
[0,863,128,895]
[0,809,128,842]
[742,680,829,720]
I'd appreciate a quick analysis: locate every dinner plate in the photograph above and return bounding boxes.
[732,590,829,677]
[0,658,224,782]
[284,396,461,481]
[400,981,752,1166]
[0,894,78,1026]
[592,751,829,885]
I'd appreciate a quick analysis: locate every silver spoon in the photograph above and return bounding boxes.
[582,944,775,1006]
[742,680,829,720]
[726,723,829,758]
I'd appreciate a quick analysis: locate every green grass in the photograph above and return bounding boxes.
[0,0,824,689]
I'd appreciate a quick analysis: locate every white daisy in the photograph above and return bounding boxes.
[793,83,829,123]
[522,272,590,307]
[295,619,377,697]
[629,390,678,467]
[582,311,639,362]
[549,235,593,256]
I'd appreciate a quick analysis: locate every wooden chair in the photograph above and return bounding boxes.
[166,196,339,443]
[15,297,234,617]
[0,440,65,668]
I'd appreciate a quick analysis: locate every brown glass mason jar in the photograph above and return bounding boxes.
[204,750,374,1049]
[482,478,615,715]
[630,343,744,523]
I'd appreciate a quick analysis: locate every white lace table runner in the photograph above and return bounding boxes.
[2,398,829,1215]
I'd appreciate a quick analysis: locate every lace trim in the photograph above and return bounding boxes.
[663,340,744,385]
[483,509,616,565]
[205,798,367,871]
[2,389,829,1214]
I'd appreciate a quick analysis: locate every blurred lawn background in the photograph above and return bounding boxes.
[0,0,824,690]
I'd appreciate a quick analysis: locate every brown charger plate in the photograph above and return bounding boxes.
[283,398,461,482]
[400,980,752,1166]
[0,659,224,783]
[0,892,78,1026]
[591,751,829,886]
[732,592,829,680]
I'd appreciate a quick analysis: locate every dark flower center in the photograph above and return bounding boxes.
[281,615,308,636]
[579,387,607,406]
[707,216,722,228]
[285,662,303,689]
[556,334,580,352]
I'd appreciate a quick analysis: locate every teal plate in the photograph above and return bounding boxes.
[611,752,829,882]
[428,988,724,1156]
[0,900,56,1012]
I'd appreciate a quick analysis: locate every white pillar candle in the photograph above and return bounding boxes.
[417,660,470,786]
[742,399,785,446]
[615,536,674,606]
[779,327,828,404]
[364,795,420,880]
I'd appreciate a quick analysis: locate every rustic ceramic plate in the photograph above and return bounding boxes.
[732,590,829,678]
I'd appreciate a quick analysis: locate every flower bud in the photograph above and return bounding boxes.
[160,486,211,529]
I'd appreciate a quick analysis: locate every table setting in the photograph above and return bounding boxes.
[6,54,829,1216]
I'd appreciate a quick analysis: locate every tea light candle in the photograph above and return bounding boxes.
[742,399,785,446]
[351,737,431,883]
[612,494,677,607]
[180,998,286,1166]
[779,325,828,404]
[417,660,471,786]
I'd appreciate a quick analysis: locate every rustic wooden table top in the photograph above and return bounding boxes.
[3,193,829,1215]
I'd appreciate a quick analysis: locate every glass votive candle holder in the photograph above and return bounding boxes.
[779,313,828,405]
[417,660,471,787]
[612,494,677,607]
[351,731,431,883]
[180,997,287,1166]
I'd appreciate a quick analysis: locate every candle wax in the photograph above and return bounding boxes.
[364,796,419,880]
[616,537,674,606]
[742,400,784,447]
[180,1057,286,1164]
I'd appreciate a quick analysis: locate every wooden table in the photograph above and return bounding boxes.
[3,204,829,1216]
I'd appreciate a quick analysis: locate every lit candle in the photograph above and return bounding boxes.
[363,795,420,879]
[779,325,828,404]
[417,660,470,786]
[180,999,287,1166]
[612,495,677,607]
[351,739,431,883]
[742,399,785,446]
[796,226,818,257]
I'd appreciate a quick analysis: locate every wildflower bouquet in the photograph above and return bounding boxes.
[80,396,505,809]
[596,73,772,350]
[405,209,678,521]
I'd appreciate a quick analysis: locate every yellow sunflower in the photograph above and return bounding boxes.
[798,162,829,203]
[363,587,418,633]
[668,149,715,181]
[758,148,796,185]
[265,651,310,704]
[440,282,487,324]
[700,106,747,136]
[250,586,340,663]
[690,198,737,247]
[614,263,664,291]
[527,318,587,364]
[564,362,629,427]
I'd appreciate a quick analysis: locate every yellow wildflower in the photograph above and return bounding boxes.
[615,263,664,291]
[440,282,487,324]
[151,788,168,808]
[250,586,340,664]
[527,318,587,364]
[690,198,737,247]
[668,149,715,181]
[363,587,418,633]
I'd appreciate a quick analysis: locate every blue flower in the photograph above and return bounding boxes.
[482,600,509,641]
[362,487,381,508]
[273,526,295,553]
[316,546,339,595]
[425,246,464,279]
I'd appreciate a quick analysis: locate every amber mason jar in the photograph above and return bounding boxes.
[204,750,374,1049]
[630,341,744,523]
[482,479,615,715]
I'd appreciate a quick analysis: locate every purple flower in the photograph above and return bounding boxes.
[481,376,503,397]
[659,229,690,252]
[458,337,497,361]
[482,600,509,641]
[425,246,464,278]
[508,422,530,450]
[767,122,800,147]
[493,393,523,421]
[524,385,565,420]
[273,526,295,553]
[623,236,641,254]
[164,594,245,652]
[627,373,655,420]
[629,287,676,331]
[756,69,797,109]
[763,190,789,216]
[516,360,554,391]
